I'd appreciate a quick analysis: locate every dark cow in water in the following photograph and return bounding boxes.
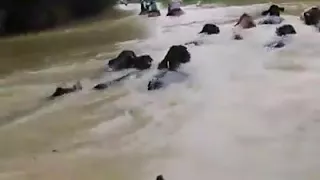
[199,24,220,35]
[49,50,153,98]
[184,24,220,46]
[156,175,165,180]
[148,45,191,90]
[157,45,191,71]
[265,24,297,48]
[108,50,153,71]
[276,24,296,36]
[262,4,285,16]
[49,81,82,100]
[94,54,154,90]
[300,6,320,31]
[259,4,285,25]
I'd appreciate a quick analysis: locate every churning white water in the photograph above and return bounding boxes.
[1,2,320,180]
[105,3,320,180]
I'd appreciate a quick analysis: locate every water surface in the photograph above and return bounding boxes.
[1,2,320,180]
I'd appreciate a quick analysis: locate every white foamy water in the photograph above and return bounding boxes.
[89,3,320,180]
[2,2,320,180]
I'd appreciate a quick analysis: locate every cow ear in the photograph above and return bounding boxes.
[279,7,285,12]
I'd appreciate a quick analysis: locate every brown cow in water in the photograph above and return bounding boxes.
[232,13,256,40]
[235,13,256,29]
[300,6,320,31]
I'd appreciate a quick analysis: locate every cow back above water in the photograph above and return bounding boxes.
[262,4,285,16]
[199,24,220,35]
[300,6,320,29]
[235,13,256,29]
[158,45,191,71]
[276,24,296,36]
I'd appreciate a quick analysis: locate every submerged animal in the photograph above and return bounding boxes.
[235,13,256,29]
[49,50,154,97]
[265,24,296,48]
[156,175,165,180]
[148,45,191,90]
[262,4,285,16]
[107,50,153,71]
[184,24,220,46]
[95,53,154,90]
[300,6,320,31]
[49,81,82,99]
[157,45,191,71]
[199,23,220,35]
[275,24,296,36]
[232,13,256,40]
[259,4,285,25]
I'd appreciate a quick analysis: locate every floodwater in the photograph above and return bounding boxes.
[1,1,320,180]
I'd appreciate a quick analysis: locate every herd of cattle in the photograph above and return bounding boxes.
[48,4,320,99]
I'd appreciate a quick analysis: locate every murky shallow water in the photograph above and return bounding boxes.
[1,2,320,180]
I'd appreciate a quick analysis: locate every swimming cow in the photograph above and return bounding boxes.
[265,24,296,48]
[276,24,296,36]
[184,24,220,46]
[300,6,320,31]
[199,24,220,35]
[156,175,165,180]
[148,45,191,90]
[94,51,154,90]
[232,13,256,40]
[235,13,256,29]
[107,50,153,71]
[48,50,154,98]
[48,81,82,100]
[259,4,285,25]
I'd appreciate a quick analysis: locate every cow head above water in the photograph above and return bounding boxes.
[158,45,191,71]
[235,13,256,29]
[262,4,285,16]
[300,6,320,26]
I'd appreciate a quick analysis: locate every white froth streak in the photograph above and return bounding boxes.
[91,3,320,180]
